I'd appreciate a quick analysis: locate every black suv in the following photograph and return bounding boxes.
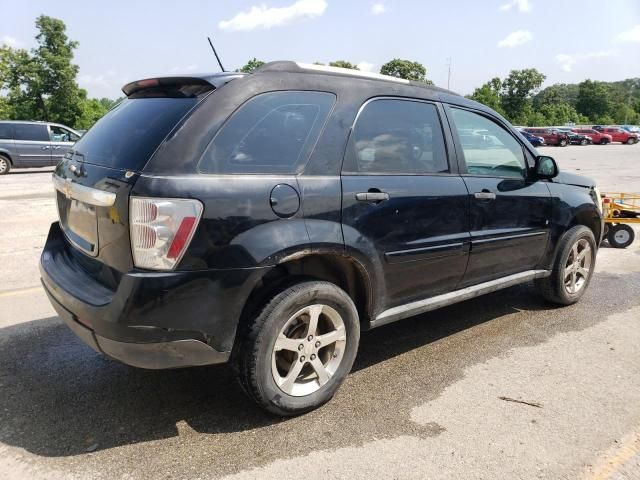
[40,62,603,415]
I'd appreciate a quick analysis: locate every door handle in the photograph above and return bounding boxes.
[53,146,61,150]
[355,191,390,202]
[474,190,496,200]
[41,146,50,150]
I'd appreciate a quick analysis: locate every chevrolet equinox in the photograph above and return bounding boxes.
[41,62,603,415]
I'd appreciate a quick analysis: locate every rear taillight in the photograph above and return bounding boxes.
[130,197,203,270]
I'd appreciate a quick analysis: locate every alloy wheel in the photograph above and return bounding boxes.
[271,304,347,397]
[563,239,592,294]
[0,158,8,174]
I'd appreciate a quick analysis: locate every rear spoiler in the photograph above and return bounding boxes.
[122,73,245,98]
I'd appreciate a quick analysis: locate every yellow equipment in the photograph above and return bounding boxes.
[601,192,639,248]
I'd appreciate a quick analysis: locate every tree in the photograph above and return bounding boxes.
[238,57,265,73]
[469,78,504,115]
[575,80,610,121]
[328,60,359,70]
[380,58,430,83]
[500,68,546,121]
[0,15,86,126]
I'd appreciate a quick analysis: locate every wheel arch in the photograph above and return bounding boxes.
[232,250,376,355]
[0,150,13,164]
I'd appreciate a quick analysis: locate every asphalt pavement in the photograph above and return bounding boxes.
[0,144,639,480]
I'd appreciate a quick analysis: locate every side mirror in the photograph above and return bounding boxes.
[535,155,558,179]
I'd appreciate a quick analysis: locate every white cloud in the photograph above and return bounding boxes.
[614,24,640,43]
[371,3,386,15]
[219,0,327,31]
[555,50,615,72]
[497,30,532,48]
[498,0,531,12]
[357,61,375,72]
[1,35,21,47]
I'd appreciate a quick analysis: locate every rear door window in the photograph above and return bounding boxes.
[71,97,198,170]
[13,124,49,141]
[199,91,335,174]
[0,124,12,139]
[343,98,448,174]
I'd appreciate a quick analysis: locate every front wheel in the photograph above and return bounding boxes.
[559,138,568,147]
[580,139,588,146]
[607,224,635,248]
[536,225,596,305]
[626,137,637,145]
[235,280,360,416]
[0,155,11,175]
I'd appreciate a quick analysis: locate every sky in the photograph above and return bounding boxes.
[1,0,639,99]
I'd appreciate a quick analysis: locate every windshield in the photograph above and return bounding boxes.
[72,97,198,170]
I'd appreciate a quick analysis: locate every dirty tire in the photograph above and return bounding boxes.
[0,155,10,175]
[535,225,596,305]
[607,224,635,248]
[235,280,360,416]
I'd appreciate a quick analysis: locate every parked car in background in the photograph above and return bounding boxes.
[523,128,569,146]
[597,127,639,144]
[620,125,640,134]
[0,121,82,174]
[567,132,592,145]
[519,129,545,147]
[572,128,613,145]
[40,62,603,415]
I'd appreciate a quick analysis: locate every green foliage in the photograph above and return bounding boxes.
[576,80,610,121]
[238,58,265,73]
[468,78,504,115]
[328,60,359,70]
[500,68,546,121]
[380,58,429,82]
[0,15,113,129]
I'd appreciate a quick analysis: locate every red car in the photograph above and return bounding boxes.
[572,128,613,145]
[524,128,569,146]
[597,127,639,144]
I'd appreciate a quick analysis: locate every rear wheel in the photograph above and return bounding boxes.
[0,155,10,175]
[580,139,588,146]
[536,225,596,305]
[599,138,609,145]
[235,280,360,416]
[607,224,635,248]
[559,138,568,147]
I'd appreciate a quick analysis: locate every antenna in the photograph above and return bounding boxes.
[207,36,226,72]
[446,57,452,90]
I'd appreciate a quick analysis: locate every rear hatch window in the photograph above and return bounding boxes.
[71,97,198,171]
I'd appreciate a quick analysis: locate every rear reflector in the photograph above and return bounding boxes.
[130,197,203,270]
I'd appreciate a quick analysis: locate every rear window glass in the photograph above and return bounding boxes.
[72,97,198,170]
[199,91,335,174]
[0,124,12,140]
[14,123,49,141]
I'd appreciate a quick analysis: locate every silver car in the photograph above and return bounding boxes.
[0,121,82,174]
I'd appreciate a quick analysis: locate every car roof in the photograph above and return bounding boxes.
[132,61,461,99]
[256,61,461,96]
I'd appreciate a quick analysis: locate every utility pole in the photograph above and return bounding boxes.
[446,57,452,90]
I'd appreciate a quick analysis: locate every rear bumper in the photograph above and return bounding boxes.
[43,285,228,368]
[40,222,267,369]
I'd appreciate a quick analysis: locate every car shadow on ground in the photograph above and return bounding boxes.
[0,277,635,460]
